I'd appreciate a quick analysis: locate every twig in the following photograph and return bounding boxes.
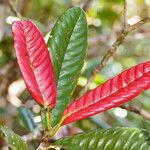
[82,17,150,93]
[120,105,150,121]
[83,0,91,11]
[123,0,127,29]
[128,17,150,31]
[7,0,22,18]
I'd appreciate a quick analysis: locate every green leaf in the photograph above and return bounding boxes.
[55,127,150,150]
[0,126,28,150]
[48,7,87,126]
[18,107,36,132]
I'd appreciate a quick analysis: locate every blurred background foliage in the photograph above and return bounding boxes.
[0,0,150,149]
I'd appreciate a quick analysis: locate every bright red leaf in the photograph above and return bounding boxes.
[12,20,56,108]
[62,61,150,125]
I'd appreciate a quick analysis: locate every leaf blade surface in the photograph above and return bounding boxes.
[55,127,150,150]
[0,127,28,150]
[12,21,56,108]
[63,61,150,125]
[48,7,88,125]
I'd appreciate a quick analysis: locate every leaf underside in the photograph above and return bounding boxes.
[63,61,150,125]
[12,21,56,108]
[0,127,28,150]
[48,7,87,126]
[55,127,150,150]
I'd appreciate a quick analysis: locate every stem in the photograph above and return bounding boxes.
[41,107,51,132]
[123,0,127,29]
[120,105,150,120]
[49,119,63,137]
[7,0,22,18]
[40,119,63,146]
[45,108,51,131]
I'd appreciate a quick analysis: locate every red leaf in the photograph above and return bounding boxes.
[62,61,150,125]
[12,20,56,108]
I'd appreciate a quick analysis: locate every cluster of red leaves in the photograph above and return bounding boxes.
[12,21,150,125]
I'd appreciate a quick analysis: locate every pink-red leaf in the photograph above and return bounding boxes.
[12,20,56,108]
[62,61,150,125]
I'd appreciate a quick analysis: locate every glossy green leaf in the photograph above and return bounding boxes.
[0,126,28,150]
[18,107,36,132]
[55,127,150,150]
[48,7,87,126]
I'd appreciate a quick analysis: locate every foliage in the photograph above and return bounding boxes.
[0,127,28,150]
[55,127,150,150]
[48,7,87,126]
[0,0,150,150]
[62,61,150,125]
[12,20,56,108]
